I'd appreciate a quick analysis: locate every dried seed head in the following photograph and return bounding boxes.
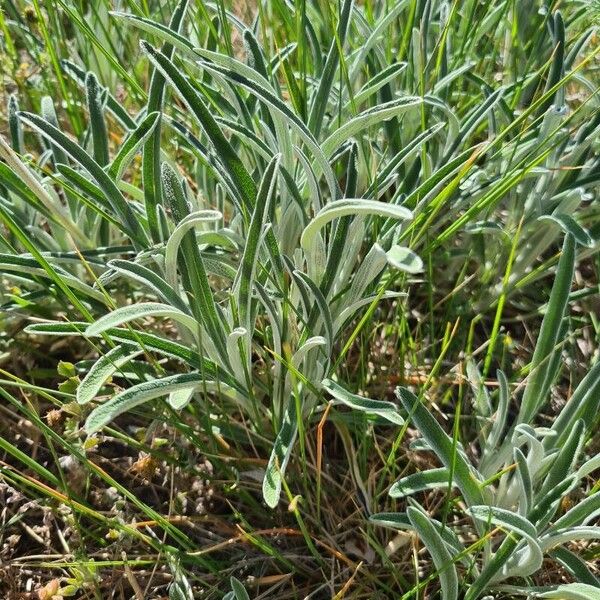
[130,452,158,481]
[45,409,62,428]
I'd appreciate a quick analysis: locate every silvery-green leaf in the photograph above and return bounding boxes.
[307,0,353,137]
[235,155,280,334]
[407,506,458,600]
[229,577,250,600]
[86,72,109,167]
[168,387,195,410]
[540,526,600,551]
[369,512,411,530]
[140,41,257,212]
[550,547,600,587]
[192,57,338,198]
[333,291,405,335]
[389,468,453,497]
[0,254,106,303]
[514,447,533,516]
[396,387,486,508]
[85,303,200,338]
[164,210,223,291]
[468,506,543,578]
[538,214,593,248]
[0,135,87,246]
[18,112,149,248]
[85,373,204,433]
[538,583,600,600]
[107,259,189,313]
[321,97,422,158]
[386,245,424,274]
[108,111,160,180]
[322,379,403,426]
[548,359,600,449]
[301,200,412,259]
[292,337,326,370]
[77,344,143,405]
[518,234,575,425]
[263,398,298,508]
[227,327,248,381]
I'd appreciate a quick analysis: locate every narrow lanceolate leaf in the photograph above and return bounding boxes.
[85,373,203,433]
[389,468,453,497]
[518,234,575,425]
[538,214,593,248]
[322,379,404,425]
[85,302,200,338]
[18,112,149,248]
[0,254,105,302]
[263,398,298,508]
[193,59,337,198]
[386,245,424,274]
[547,358,600,449]
[407,506,458,600]
[229,577,251,600]
[538,584,600,600]
[293,271,333,351]
[57,163,112,211]
[0,135,87,246]
[550,547,600,587]
[539,420,584,504]
[551,490,600,532]
[514,447,533,516]
[301,199,412,257]
[161,163,228,362]
[142,0,190,241]
[107,259,189,313]
[369,512,411,529]
[307,0,353,137]
[0,208,93,320]
[467,506,543,578]
[108,111,160,181]
[25,321,243,394]
[540,526,600,552]
[77,345,143,404]
[321,97,423,157]
[164,210,223,291]
[236,155,280,332]
[396,387,485,507]
[86,72,109,167]
[140,42,257,214]
[40,96,68,166]
[8,95,23,154]
[483,369,510,461]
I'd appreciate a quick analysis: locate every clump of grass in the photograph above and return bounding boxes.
[0,0,599,598]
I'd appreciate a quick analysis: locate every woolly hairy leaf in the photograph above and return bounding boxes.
[18,112,149,248]
[108,111,160,181]
[518,234,575,424]
[322,378,404,425]
[321,97,423,157]
[386,245,423,274]
[408,506,458,600]
[539,583,600,600]
[77,344,143,405]
[396,387,485,508]
[85,373,203,433]
[85,302,199,338]
[389,468,453,497]
[263,398,298,508]
[301,199,412,257]
[141,42,257,213]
